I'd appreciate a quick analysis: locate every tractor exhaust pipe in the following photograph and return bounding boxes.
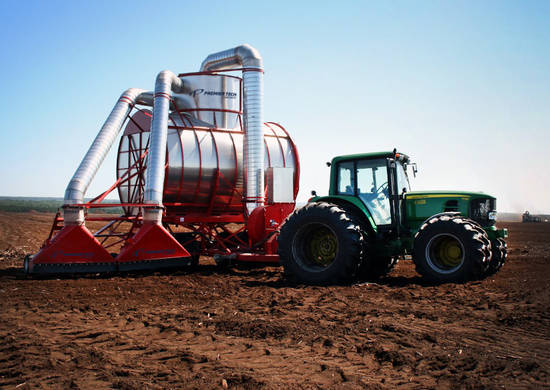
[64,88,146,225]
[200,44,264,215]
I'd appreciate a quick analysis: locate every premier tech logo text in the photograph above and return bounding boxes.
[192,89,237,98]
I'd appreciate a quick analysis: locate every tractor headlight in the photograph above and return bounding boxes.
[488,211,497,221]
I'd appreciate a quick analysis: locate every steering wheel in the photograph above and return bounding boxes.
[376,182,388,194]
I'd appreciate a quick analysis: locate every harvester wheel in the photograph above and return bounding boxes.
[485,238,507,276]
[278,202,362,285]
[173,232,201,267]
[24,255,31,274]
[413,215,488,283]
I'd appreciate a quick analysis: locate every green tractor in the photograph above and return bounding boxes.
[277,150,508,284]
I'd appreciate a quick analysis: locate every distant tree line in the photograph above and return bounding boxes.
[0,198,122,214]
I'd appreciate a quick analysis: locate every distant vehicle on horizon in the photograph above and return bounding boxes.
[522,211,542,223]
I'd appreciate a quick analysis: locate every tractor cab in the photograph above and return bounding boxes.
[326,151,412,233]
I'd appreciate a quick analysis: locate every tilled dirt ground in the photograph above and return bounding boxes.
[0,211,549,389]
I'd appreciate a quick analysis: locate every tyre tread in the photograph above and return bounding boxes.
[278,202,362,285]
[413,214,488,283]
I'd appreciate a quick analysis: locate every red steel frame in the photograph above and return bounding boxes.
[42,68,299,266]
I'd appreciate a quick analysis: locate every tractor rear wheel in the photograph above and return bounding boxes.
[413,215,488,283]
[485,238,507,276]
[278,202,362,285]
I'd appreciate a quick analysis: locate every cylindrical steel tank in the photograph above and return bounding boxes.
[178,74,242,129]
[117,110,298,216]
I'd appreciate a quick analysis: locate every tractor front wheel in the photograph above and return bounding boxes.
[485,238,507,276]
[413,215,488,283]
[278,202,362,285]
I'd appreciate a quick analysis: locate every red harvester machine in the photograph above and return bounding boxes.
[26,44,300,274]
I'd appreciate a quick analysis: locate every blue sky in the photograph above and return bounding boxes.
[1,0,549,213]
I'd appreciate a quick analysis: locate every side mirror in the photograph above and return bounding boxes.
[311,190,317,196]
[326,162,331,167]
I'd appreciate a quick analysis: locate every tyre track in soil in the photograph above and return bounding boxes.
[0,213,549,389]
[0,292,377,388]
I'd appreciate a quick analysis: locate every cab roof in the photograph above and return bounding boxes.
[331,151,409,165]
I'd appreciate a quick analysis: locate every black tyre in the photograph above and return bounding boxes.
[173,232,201,267]
[468,224,492,276]
[278,202,362,285]
[24,255,31,274]
[485,238,507,276]
[357,256,399,281]
[413,215,488,283]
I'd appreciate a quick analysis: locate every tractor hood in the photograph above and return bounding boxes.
[404,191,497,230]
[405,190,495,201]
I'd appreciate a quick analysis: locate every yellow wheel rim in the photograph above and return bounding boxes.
[307,226,338,267]
[426,233,465,273]
[437,237,463,268]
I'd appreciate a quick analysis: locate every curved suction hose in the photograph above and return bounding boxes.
[143,71,191,223]
[200,44,264,215]
[64,88,146,225]
[136,91,196,112]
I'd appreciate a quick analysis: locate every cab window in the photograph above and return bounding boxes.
[356,159,392,225]
[396,162,410,194]
[337,161,355,195]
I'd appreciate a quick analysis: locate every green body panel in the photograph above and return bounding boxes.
[404,190,496,232]
[485,225,508,240]
[310,195,378,233]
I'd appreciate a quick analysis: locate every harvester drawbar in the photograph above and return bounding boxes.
[28,44,508,284]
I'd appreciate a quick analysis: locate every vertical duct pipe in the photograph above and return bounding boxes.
[200,44,264,215]
[64,88,145,225]
[143,71,191,223]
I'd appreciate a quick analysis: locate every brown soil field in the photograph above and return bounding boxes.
[0,211,549,389]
